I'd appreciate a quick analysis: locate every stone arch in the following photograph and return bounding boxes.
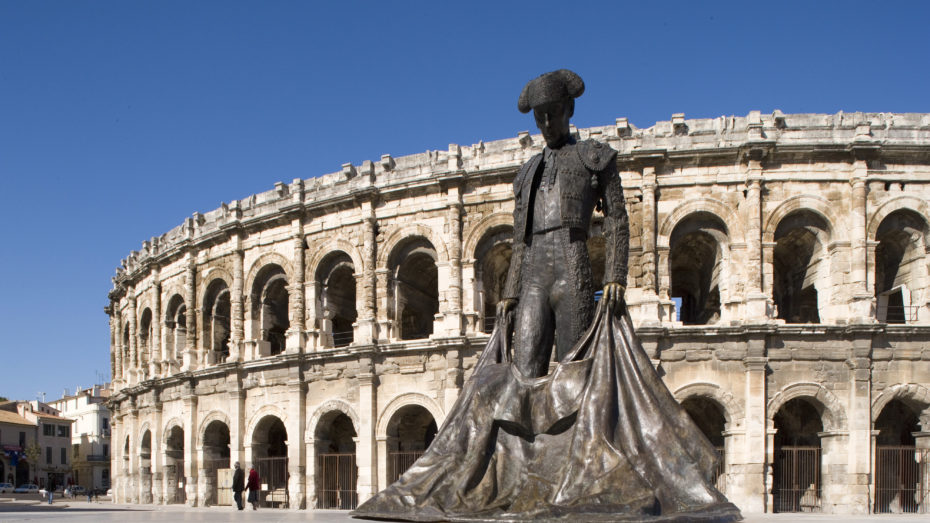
[463,212,514,262]
[376,393,445,438]
[197,410,233,447]
[871,383,930,429]
[197,269,233,309]
[762,195,838,243]
[673,382,745,430]
[162,417,184,443]
[306,238,364,282]
[658,197,743,248]
[666,210,731,324]
[769,207,834,324]
[767,382,847,432]
[244,252,294,298]
[868,196,930,243]
[138,421,153,442]
[377,223,449,266]
[307,400,360,440]
[245,404,289,442]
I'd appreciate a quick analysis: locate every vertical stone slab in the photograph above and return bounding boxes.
[356,357,377,503]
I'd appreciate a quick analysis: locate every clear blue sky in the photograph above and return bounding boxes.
[1,1,927,402]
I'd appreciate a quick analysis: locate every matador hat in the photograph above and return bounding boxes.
[517,69,585,113]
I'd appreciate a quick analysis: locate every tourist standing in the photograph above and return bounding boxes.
[246,465,260,511]
[231,462,245,510]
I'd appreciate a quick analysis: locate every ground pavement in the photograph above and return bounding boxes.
[0,497,927,523]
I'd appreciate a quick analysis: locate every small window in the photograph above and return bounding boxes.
[57,425,69,438]
[46,447,52,464]
[19,432,25,446]
[61,447,67,465]
[102,418,109,430]
[102,444,109,457]
[43,424,55,437]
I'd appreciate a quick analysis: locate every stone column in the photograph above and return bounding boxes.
[112,305,123,384]
[356,357,378,503]
[152,393,164,504]
[182,254,198,371]
[129,404,140,503]
[305,436,318,509]
[743,337,768,514]
[127,291,138,384]
[744,159,770,320]
[845,328,873,513]
[228,385,245,469]
[183,388,198,506]
[230,243,245,362]
[287,378,307,509]
[375,268,392,341]
[287,220,306,353]
[849,166,873,321]
[638,167,661,323]
[305,280,321,350]
[819,430,850,513]
[444,348,463,410]
[152,270,162,377]
[442,200,464,336]
[357,210,379,345]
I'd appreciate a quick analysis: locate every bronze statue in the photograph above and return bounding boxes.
[353,70,741,522]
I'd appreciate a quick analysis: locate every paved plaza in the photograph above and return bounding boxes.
[1,497,929,523]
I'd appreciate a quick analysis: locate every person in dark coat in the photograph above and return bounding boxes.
[231,461,245,510]
[246,465,260,510]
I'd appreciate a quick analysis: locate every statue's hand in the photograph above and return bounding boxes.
[496,298,518,319]
[602,282,626,309]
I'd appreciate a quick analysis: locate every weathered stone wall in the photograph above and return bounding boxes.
[107,112,930,514]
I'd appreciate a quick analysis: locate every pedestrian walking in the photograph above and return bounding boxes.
[232,462,245,510]
[246,465,260,511]
[47,482,54,505]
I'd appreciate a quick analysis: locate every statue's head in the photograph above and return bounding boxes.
[518,69,584,148]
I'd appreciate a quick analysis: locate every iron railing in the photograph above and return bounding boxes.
[875,446,929,514]
[332,330,354,347]
[254,456,289,508]
[772,446,822,513]
[316,453,357,510]
[713,446,726,494]
[388,450,425,484]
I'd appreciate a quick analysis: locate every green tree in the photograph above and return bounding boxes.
[23,443,41,483]
[0,396,8,402]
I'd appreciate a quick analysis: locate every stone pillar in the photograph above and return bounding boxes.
[306,436,318,509]
[230,243,245,362]
[129,404,140,503]
[744,160,770,320]
[305,280,321,350]
[287,221,306,353]
[461,260,479,333]
[444,348,462,411]
[356,357,378,503]
[743,344,768,513]
[183,390,198,506]
[112,306,123,384]
[819,430,850,513]
[442,201,464,335]
[849,167,873,321]
[287,378,307,509]
[375,268,392,342]
[127,291,138,384]
[376,436,389,495]
[228,386,245,469]
[845,328,873,513]
[638,167,662,323]
[152,270,162,377]
[357,210,379,345]
[152,394,164,505]
[182,255,198,371]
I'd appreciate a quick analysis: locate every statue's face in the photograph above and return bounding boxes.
[533,100,572,148]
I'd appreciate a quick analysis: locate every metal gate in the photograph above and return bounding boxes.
[316,453,357,509]
[875,446,930,513]
[713,446,726,494]
[388,450,424,484]
[254,456,289,508]
[772,446,821,512]
[201,458,230,506]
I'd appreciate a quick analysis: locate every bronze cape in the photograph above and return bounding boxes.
[352,301,741,522]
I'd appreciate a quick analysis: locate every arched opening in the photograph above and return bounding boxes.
[250,265,289,356]
[315,412,358,509]
[122,323,131,374]
[474,227,513,333]
[772,398,823,512]
[201,420,230,507]
[251,416,288,508]
[138,309,153,375]
[316,252,357,348]
[165,426,186,504]
[874,399,927,513]
[681,397,727,493]
[875,210,928,323]
[164,295,186,364]
[386,405,437,484]
[773,211,829,324]
[139,430,153,503]
[203,280,231,363]
[389,238,438,340]
[669,213,727,325]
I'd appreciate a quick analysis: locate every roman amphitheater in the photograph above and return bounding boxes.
[107,111,930,515]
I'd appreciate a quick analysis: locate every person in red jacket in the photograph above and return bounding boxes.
[246,465,260,511]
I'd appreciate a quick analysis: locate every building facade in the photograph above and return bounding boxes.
[0,407,36,486]
[49,385,112,491]
[107,112,930,514]
[0,401,74,489]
